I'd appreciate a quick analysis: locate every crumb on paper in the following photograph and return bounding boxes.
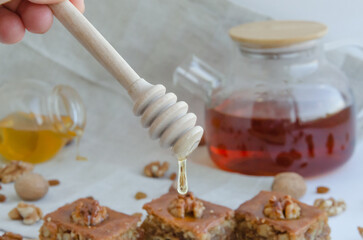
[48,179,60,186]
[0,194,6,203]
[314,197,346,217]
[0,232,23,240]
[0,161,33,183]
[316,186,330,194]
[76,156,88,161]
[8,202,43,225]
[144,161,169,178]
[135,192,147,200]
[169,172,177,181]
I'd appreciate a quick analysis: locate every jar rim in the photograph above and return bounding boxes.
[238,40,320,55]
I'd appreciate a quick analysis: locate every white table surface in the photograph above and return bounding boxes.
[0,141,362,239]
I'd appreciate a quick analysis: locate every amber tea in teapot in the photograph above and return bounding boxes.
[205,93,355,177]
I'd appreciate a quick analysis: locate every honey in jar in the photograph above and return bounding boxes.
[0,112,82,164]
[0,80,86,164]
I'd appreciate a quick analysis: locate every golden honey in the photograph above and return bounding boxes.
[177,158,188,195]
[0,112,81,164]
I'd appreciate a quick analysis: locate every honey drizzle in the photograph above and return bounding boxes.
[75,131,87,161]
[177,158,188,195]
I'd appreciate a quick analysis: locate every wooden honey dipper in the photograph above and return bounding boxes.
[46,1,203,158]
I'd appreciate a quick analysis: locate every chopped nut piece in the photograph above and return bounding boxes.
[0,193,6,202]
[0,161,33,183]
[0,232,23,240]
[144,161,169,178]
[317,186,330,194]
[314,198,346,217]
[135,192,147,200]
[48,179,60,186]
[358,227,363,238]
[272,172,306,199]
[169,172,177,181]
[8,208,22,220]
[9,202,43,225]
[263,195,301,220]
[168,192,205,218]
[71,199,108,226]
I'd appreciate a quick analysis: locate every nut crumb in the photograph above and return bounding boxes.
[168,192,205,218]
[135,192,147,200]
[9,202,43,225]
[314,197,346,217]
[0,232,23,240]
[0,193,6,202]
[0,161,33,183]
[144,161,169,178]
[48,179,60,186]
[264,195,301,220]
[71,199,108,226]
[169,173,177,181]
[316,186,330,194]
[358,227,363,238]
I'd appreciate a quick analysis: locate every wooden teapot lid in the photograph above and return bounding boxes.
[229,20,327,48]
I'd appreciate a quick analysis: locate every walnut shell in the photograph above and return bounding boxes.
[271,172,306,199]
[15,173,49,201]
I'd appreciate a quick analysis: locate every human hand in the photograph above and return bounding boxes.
[0,0,84,44]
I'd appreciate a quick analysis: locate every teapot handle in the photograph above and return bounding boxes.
[324,40,363,138]
[173,55,223,102]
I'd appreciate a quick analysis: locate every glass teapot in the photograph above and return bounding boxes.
[174,21,363,177]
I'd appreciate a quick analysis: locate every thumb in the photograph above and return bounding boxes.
[28,0,84,12]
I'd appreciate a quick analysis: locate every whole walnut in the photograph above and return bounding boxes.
[15,173,49,201]
[271,172,306,199]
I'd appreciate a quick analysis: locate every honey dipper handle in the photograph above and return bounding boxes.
[49,1,140,90]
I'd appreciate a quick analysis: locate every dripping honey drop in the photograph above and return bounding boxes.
[177,158,188,195]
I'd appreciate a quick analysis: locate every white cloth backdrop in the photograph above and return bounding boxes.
[0,0,362,239]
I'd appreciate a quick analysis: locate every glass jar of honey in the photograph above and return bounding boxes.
[174,21,362,177]
[0,79,86,164]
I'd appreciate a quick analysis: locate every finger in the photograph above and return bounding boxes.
[0,7,25,44]
[28,0,64,4]
[3,0,22,11]
[29,0,84,12]
[70,0,84,12]
[18,1,53,34]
